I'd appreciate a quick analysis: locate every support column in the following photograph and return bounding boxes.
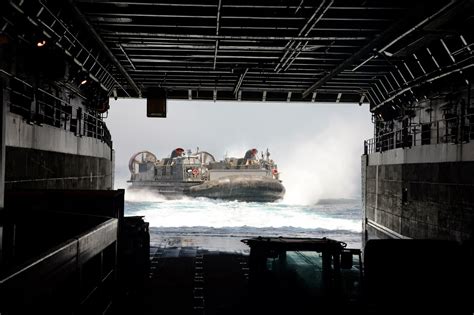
[361,154,368,246]
[0,78,7,264]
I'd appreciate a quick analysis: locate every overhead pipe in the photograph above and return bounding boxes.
[281,0,334,73]
[277,42,303,72]
[306,0,334,35]
[295,0,305,13]
[280,0,334,72]
[274,0,327,72]
[118,44,136,70]
[282,42,309,72]
[213,0,223,70]
[233,68,248,96]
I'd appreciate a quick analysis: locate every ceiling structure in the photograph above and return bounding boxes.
[2,0,473,108]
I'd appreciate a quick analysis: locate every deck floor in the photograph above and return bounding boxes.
[141,246,250,315]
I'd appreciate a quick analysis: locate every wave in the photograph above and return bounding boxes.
[315,198,360,205]
[125,197,362,232]
[150,226,359,236]
[149,226,363,250]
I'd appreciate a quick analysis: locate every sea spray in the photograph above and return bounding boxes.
[125,189,169,202]
[271,118,368,205]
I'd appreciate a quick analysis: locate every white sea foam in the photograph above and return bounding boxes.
[126,197,362,233]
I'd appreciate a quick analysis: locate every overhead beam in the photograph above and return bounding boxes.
[0,80,6,210]
[302,1,456,98]
[213,0,223,70]
[74,1,403,10]
[280,0,334,72]
[274,0,327,72]
[118,44,136,70]
[233,68,248,96]
[83,12,391,22]
[100,32,368,42]
[86,12,306,20]
[66,0,142,97]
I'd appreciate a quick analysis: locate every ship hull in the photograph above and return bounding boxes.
[129,175,285,202]
[187,175,285,202]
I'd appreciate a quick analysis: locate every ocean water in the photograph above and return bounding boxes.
[124,190,363,252]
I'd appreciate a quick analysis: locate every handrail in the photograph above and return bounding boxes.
[1,69,112,149]
[364,113,474,154]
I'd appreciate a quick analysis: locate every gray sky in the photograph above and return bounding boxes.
[105,99,373,204]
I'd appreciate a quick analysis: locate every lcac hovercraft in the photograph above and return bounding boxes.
[127,148,285,202]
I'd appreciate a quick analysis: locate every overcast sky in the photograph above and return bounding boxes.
[105,99,373,204]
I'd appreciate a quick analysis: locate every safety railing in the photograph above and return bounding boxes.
[3,71,112,149]
[364,113,474,154]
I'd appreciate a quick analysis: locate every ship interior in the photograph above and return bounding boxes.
[0,0,473,314]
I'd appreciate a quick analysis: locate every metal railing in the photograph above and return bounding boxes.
[3,72,112,149]
[364,113,474,154]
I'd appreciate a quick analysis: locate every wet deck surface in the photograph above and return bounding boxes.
[142,246,250,315]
